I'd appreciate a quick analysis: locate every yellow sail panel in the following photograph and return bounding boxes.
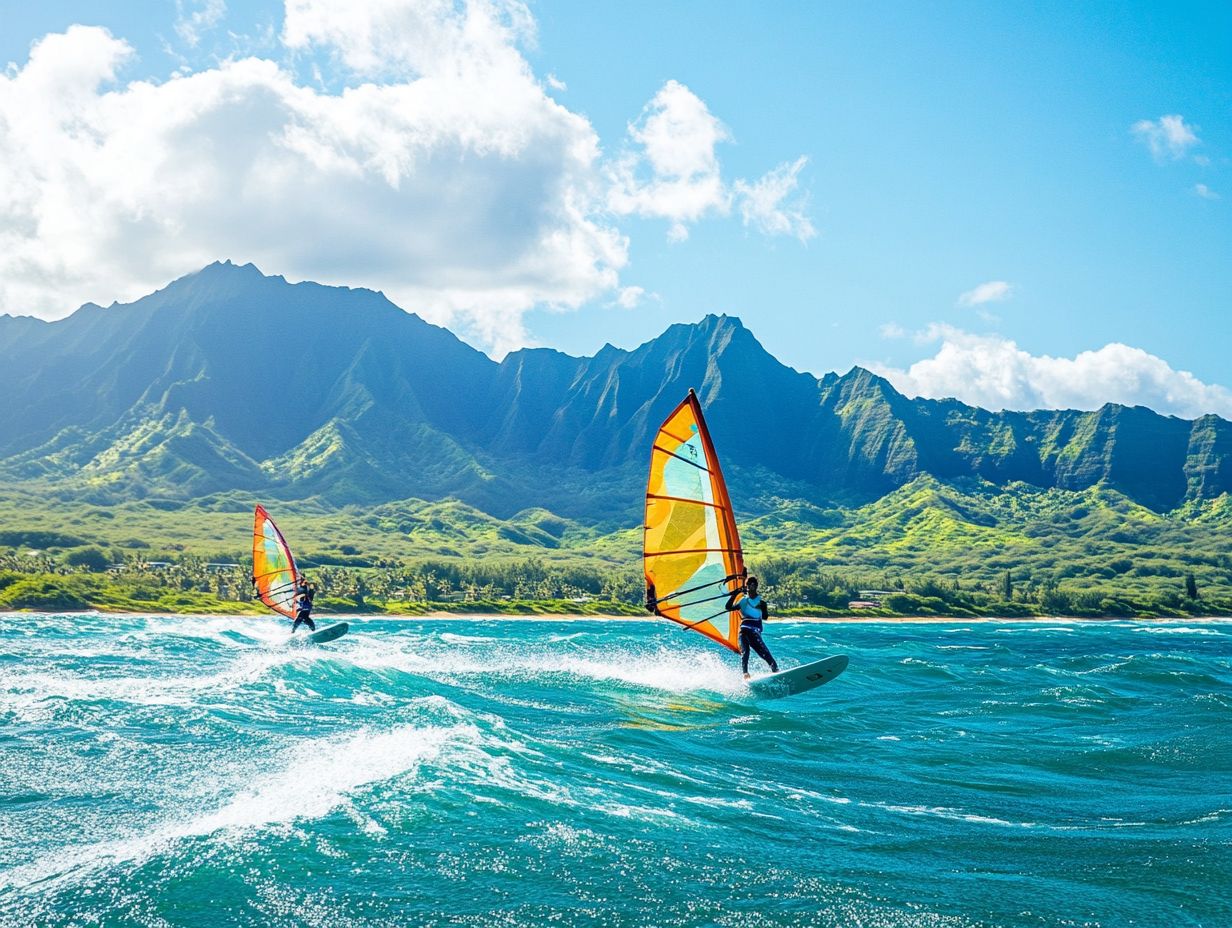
[252,505,300,618]
[643,391,745,652]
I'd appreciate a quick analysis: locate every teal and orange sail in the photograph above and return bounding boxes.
[252,505,300,618]
[643,390,745,652]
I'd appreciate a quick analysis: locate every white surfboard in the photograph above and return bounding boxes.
[747,655,848,699]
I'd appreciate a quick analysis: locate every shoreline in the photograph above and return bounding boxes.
[3,610,1230,624]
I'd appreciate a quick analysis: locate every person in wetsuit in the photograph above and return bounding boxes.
[725,575,778,679]
[291,578,316,633]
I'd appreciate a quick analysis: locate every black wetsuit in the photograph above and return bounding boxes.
[728,592,778,674]
[291,586,316,633]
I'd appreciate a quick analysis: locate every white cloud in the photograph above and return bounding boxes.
[614,285,645,309]
[957,280,1012,307]
[879,322,906,339]
[1132,114,1200,161]
[871,325,1232,419]
[608,79,812,244]
[607,80,730,242]
[1194,183,1220,201]
[282,0,536,81]
[0,2,814,352]
[0,8,625,353]
[733,156,815,242]
[545,73,566,92]
[175,0,227,47]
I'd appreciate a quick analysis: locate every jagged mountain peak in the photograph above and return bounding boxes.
[196,258,267,277]
[837,365,890,387]
[1,264,1230,514]
[697,312,746,331]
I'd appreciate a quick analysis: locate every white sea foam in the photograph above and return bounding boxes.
[0,722,462,894]
[1176,808,1231,825]
[0,649,298,721]
[1135,626,1223,636]
[333,633,747,697]
[768,785,852,806]
[133,614,272,643]
[439,632,499,644]
[877,803,1038,829]
[580,750,711,787]
[993,625,1077,633]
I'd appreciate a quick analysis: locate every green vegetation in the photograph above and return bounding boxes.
[0,552,642,616]
[0,475,1229,618]
[3,270,1231,622]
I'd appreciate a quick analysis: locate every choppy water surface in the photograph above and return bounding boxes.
[1,615,1229,927]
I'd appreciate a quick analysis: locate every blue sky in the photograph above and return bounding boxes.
[1,1,1228,416]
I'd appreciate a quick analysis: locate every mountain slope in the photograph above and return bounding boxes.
[1,261,1230,515]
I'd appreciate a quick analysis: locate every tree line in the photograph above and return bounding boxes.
[0,547,1223,618]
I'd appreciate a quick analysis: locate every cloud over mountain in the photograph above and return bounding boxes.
[873,325,1232,419]
[0,0,812,353]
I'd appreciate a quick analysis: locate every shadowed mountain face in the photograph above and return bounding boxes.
[1,261,1229,517]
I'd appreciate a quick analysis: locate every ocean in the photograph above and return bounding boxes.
[1,614,1228,927]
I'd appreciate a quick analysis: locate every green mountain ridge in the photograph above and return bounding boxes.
[2,474,1230,616]
[2,261,1231,516]
[2,262,1232,615]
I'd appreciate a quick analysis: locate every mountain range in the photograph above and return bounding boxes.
[2,260,1230,527]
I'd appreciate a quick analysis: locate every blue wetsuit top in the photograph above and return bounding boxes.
[738,595,766,630]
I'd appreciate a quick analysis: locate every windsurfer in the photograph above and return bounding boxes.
[291,578,316,633]
[725,576,778,679]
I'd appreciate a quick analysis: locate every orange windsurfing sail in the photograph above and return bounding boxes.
[252,505,300,618]
[643,390,745,652]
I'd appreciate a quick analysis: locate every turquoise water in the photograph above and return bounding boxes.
[1,615,1229,927]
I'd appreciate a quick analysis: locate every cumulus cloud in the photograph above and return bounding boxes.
[607,79,812,243]
[1194,183,1220,201]
[957,280,1012,306]
[1132,114,1200,161]
[0,6,628,353]
[607,80,731,242]
[0,2,815,352]
[871,325,1232,419]
[879,322,906,339]
[282,0,536,80]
